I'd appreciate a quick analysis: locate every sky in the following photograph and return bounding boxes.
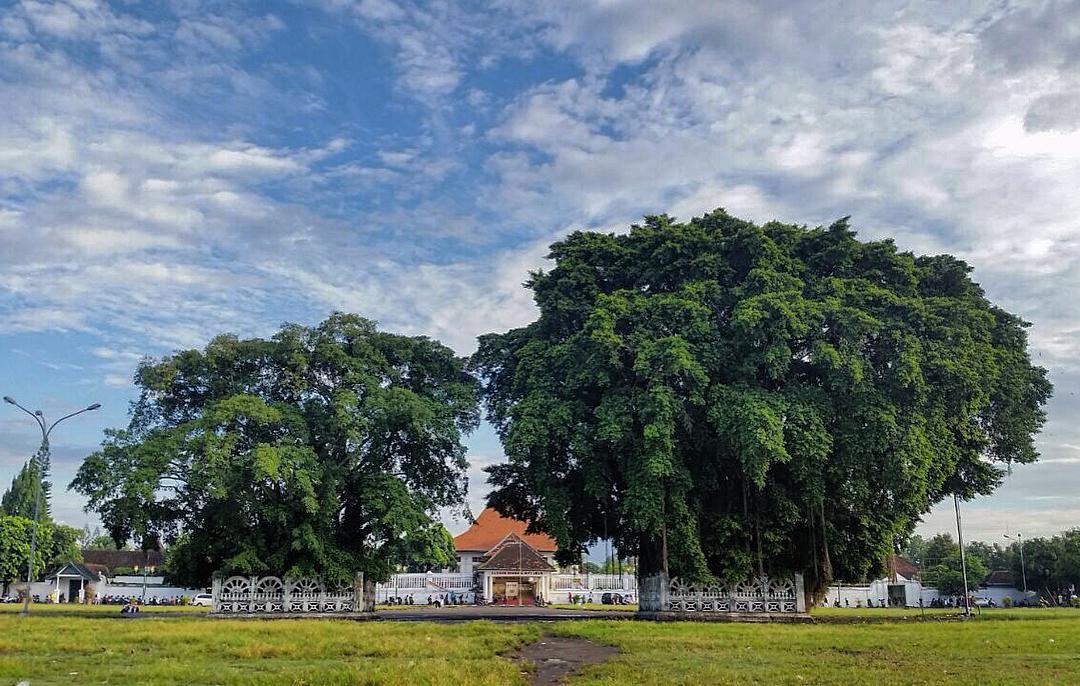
[0,0,1078,544]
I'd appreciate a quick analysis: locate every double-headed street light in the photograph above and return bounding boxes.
[1004,532,1028,594]
[3,395,100,616]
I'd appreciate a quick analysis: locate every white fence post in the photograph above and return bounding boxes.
[795,573,806,613]
[638,573,669,613]
[211,576,221,613]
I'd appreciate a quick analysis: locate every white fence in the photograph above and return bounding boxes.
[374,572,638,604]
[211,575,371,614]
[640,573,806,614]
[551,574,637,591]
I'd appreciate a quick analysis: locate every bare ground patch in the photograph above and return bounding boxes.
[510,634,619,685]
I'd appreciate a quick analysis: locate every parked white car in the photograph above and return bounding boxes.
[190,593,213,607]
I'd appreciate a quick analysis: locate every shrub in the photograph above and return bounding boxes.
[1002,596,1013,608]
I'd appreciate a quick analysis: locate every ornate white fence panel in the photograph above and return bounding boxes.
[212,574,369,614]
[640,573,806,614]
[378,573,474,591]
[551,574,638,591]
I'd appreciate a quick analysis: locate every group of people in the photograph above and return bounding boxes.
[828,597,897,608]
[384,592,473,607]
[95,594,190,606]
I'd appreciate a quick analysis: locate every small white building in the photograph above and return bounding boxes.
[825,556,938,607]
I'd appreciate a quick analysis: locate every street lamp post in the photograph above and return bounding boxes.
[953,493,971,617]
[1004,532,1028,594]
[3,396,100,616]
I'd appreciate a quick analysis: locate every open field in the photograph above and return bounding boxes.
[1,613,538,685]
[0,603,207,615]
[1,606,1078,684]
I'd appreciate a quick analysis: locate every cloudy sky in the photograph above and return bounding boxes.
[1,0,1077,542]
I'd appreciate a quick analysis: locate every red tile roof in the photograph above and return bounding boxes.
[453,507,557,553]
[477,534,556,572]
[82,549,164,572]
[984,570,1014,586]
[890,555,920,579]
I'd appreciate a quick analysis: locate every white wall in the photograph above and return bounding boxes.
[823,579,934,607]
[977,586,1033,606]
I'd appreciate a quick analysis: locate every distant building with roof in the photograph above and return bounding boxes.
[82,548,165,574]
[452,507,559,604]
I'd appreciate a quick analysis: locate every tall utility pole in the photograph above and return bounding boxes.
[1004,532,1028,594]
[954,494,971,617]
[4,396,101,616]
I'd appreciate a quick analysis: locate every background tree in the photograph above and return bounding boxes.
[1012,529,1080,600]
[921,551,988,596]
[912,534,989,595]
[393,522,456,573]
[600,556,635,575]
[49,524,82,564]
[965,541,1010,571]
[89,534,122,550]
[473,209,1051,599]
[72,314,479,587]
[0,516,81,595]
[1,456,49,519]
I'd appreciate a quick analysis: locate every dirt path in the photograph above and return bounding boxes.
[510,635,619,685]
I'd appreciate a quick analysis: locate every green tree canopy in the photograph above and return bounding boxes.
[1013,529,1080,597]
[393,522,456,573]
[922,551,988,597]
[472,210,1051,595]
[71,314,479,587]
[50,524,82,565]
[0,516,80,589]
[1,456,49,520]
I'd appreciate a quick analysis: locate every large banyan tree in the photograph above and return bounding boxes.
[72,314,479,587]
[472,210,1051,595]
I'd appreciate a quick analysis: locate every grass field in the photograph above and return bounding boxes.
[0,603,207,615]
[1,606,1077,685]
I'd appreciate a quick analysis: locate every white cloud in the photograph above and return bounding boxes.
[3,0,1080,537]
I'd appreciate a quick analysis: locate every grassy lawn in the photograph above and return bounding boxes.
[555,612,1080,685]
[811,606,1077,621]
[2,606,1078,685]
[0,603,207,615]
[0,612,537,685]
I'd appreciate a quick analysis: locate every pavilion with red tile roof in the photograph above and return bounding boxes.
[453,507,558,605]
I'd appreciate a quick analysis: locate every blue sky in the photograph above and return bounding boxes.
[1,0,1078,542]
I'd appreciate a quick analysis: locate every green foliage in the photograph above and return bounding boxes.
[48,524,82,565]
[85,533,121,550]
[393,522,457,572]
[921,551,988,596]
[0,515,78,583]
[473,210,1051,591]
[71,314,479,587]
[965,540,1010,570]
[0,456,49,519]
[599,556,635,575]
[1012,529,1080,596]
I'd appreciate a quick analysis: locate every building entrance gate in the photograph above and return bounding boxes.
[492,576,537,605]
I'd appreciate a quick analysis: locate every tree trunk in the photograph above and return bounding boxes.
[637,533,666,578]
